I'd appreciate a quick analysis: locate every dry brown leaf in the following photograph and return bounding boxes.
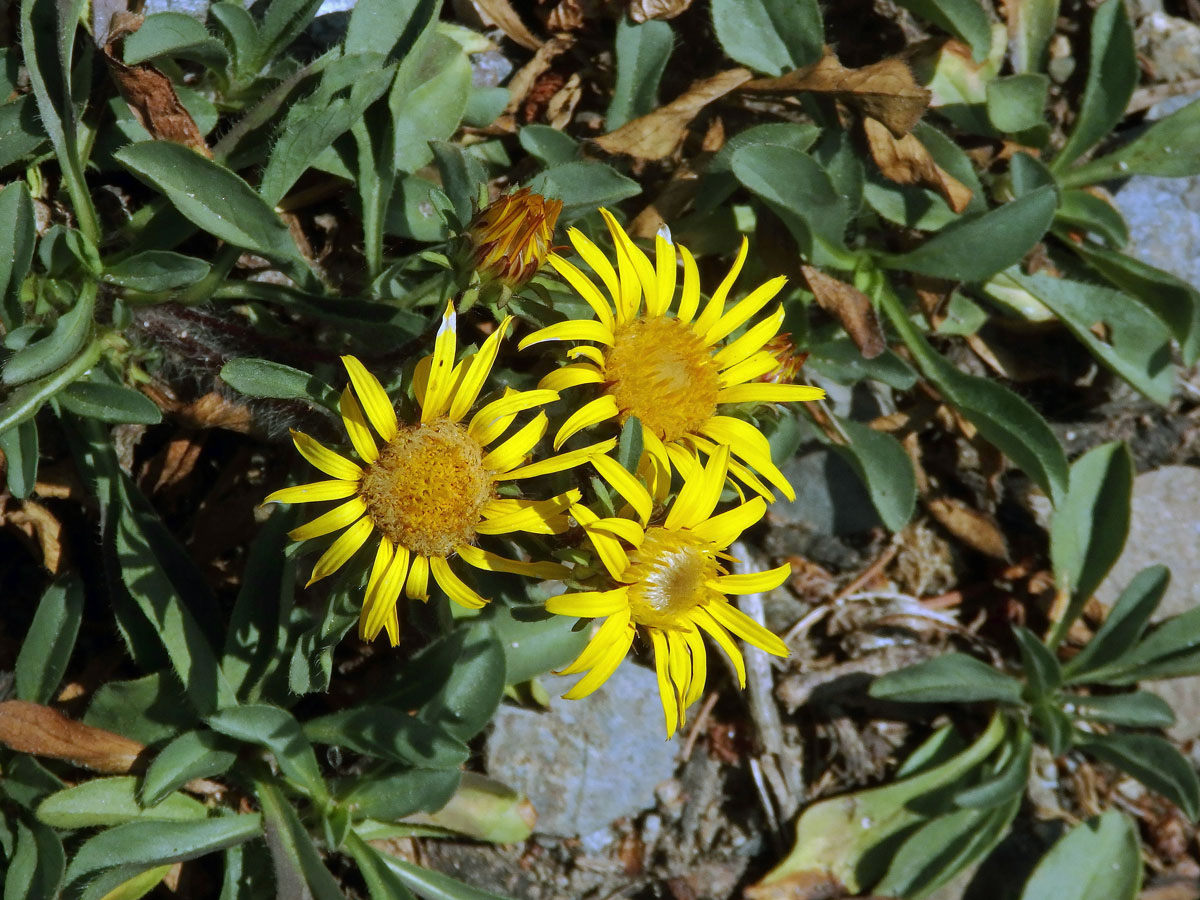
[862,116,972,213]
[3,498,66,573]
[545,71,582,129]
[142,387,254,432]
[491,36,575,132]
[744,869,848,900]
[629,0,693,21]
[0,701,145,773]
[745,49,931,136]
[925,496,1009,559]
[593,68,751,160]
[471,0,542,49]
[801,265,886,359]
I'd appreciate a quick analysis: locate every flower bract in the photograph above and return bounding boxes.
[469,187,563,290]
[266,301,608,646]
[545,446,791,737]
[520,210,826,506]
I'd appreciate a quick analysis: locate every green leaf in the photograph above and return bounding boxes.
[0,96,48,174]
[1020,810,1141,900]
[1012,626,1062,700]
[59,379,164,425]
[103,251,212,292]
[0,419,38,498]
[617,416,644,475]
[251,0,323,73]
[387,175,453,242]
[1052,0,1136,171]
[219,357,338,412]
[4,818,64,900]
[114,141,304,267]
[1064,97,1200,187]
[344,833,419,900]
[421,625,506,742]
[1000,270,1173,404]
[0,180,35,330]
[256,779,345,900]
[986,73,1049,133]
[526,161,641,218]
[732,144,853,266]
[3,281,96,386]
[207,705,329,802]
[36,777,206,828]
[829,419,916,532]
[209,2,259,81]
[338,767,462,823]
[711,0,823,75]
[0,338,102,435]
[84,673,196,745]
[372,846,517,900]
[1086,604,1200,684]
[1055,190,1128,248]
[896,0,993,61]
[1063,565,1169,681]
[882,186,1057,281]
[389,32,472,173]
[518,126,579,167]
[305,705,470,770]
[122,12,230,70]
[431,141,487,225]
[1048,442,1134,646]
[806,337,918,389]
[79,866,172,900]
[1032,701,1074,755]
[1010,0,1060,73]
[345,0,437,60]
[869,653,1024,704]
[607,17,674,129]
[1079,733,1200,821]
[15,575,84,704]
[953,730,1033,809]
[483,606,590,685]
[63,815,262,887]
[142,730,239,807]
[1068,691,1176,728]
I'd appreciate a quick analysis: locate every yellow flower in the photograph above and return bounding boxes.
[519,210,825,506]
[265,301,609,646]
[469,187,563,289]
[545,446,791,738]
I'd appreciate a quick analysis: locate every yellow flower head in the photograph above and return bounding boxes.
[545,446,791,738]
[519,210,825,505]
[266,301,608,646]
[469,187,563,289]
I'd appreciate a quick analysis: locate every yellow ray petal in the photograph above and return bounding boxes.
[341,356,397,442]
[518,320,615,350]
[553,394,620,450]
[405,553,430,600]
[421,302,459,423]
[339,386,378,464]
[666,629,691,725]
[567,344,606,366]
[688,434,775,502]
[704,598,789,657]
[700,415,795,501]
[664,441,704,483]
[545,588,629,618]
[362,541,411,643]
[599,209,644,323]
[650,234,677,319]
[675,244,701,323]
[572,503,631,580]
[448,315,513,423]
[690,497,767,547]
[289,496,367,542]
[412,355,432,410]
[548,255,615,332]
[291,430,362,481]
[382,606,400,646]
[705,276,786,346]
[682,625,707,708]
[649,629,681,738]
[557,607,632,675]
[713,307,785,371]
[494,439,616,482]
[590,453,653,524]
[717,383,827,405]
[712,563,791,595]
[358,538,393,641]
[718,350,783,388]
[455,544,570,580]
[265,480,358,505]
[306,515,373,586]
[692,606,746,687]
[482,412,548,473]
[693,236,748,336]
[538,363,604,393]
[603,209,658,316]
[638,429,672,503]
[430,556,488,609]
[562,614,635,699]
[478,490,580,535]
[585,516,645,546]
[468,389,559,445]
[665,444,730,531]
[563,232,620,311]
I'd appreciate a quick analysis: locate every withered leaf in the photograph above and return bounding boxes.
[629,0,694,21]
[3,498,66,573]
[801,265,886,359]
[744,869,849,900]
[0,701,145,773]
[925,496,1009,559]
[593,68,751,160]
[862,116,973,213]
[471,0,542,50]
[492,36,575,133]
[745,48,931,136]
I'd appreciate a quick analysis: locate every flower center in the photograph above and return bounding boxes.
[624,527,722,628]
[603,317,721,443]
[358,419,495,558]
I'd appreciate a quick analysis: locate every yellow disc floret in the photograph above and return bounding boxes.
[358,419,495,558]
[603,317,721,444]
[624,528,721,629]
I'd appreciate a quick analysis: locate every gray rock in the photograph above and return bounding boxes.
[1136,12,1200,82]
[1093,466,1200,740]
[772,448,881,537]
[486,663,678,837]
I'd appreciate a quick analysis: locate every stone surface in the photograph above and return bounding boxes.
[1094,466,1200,740]
[485,663,678,837]
[1136,12,1200,82]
